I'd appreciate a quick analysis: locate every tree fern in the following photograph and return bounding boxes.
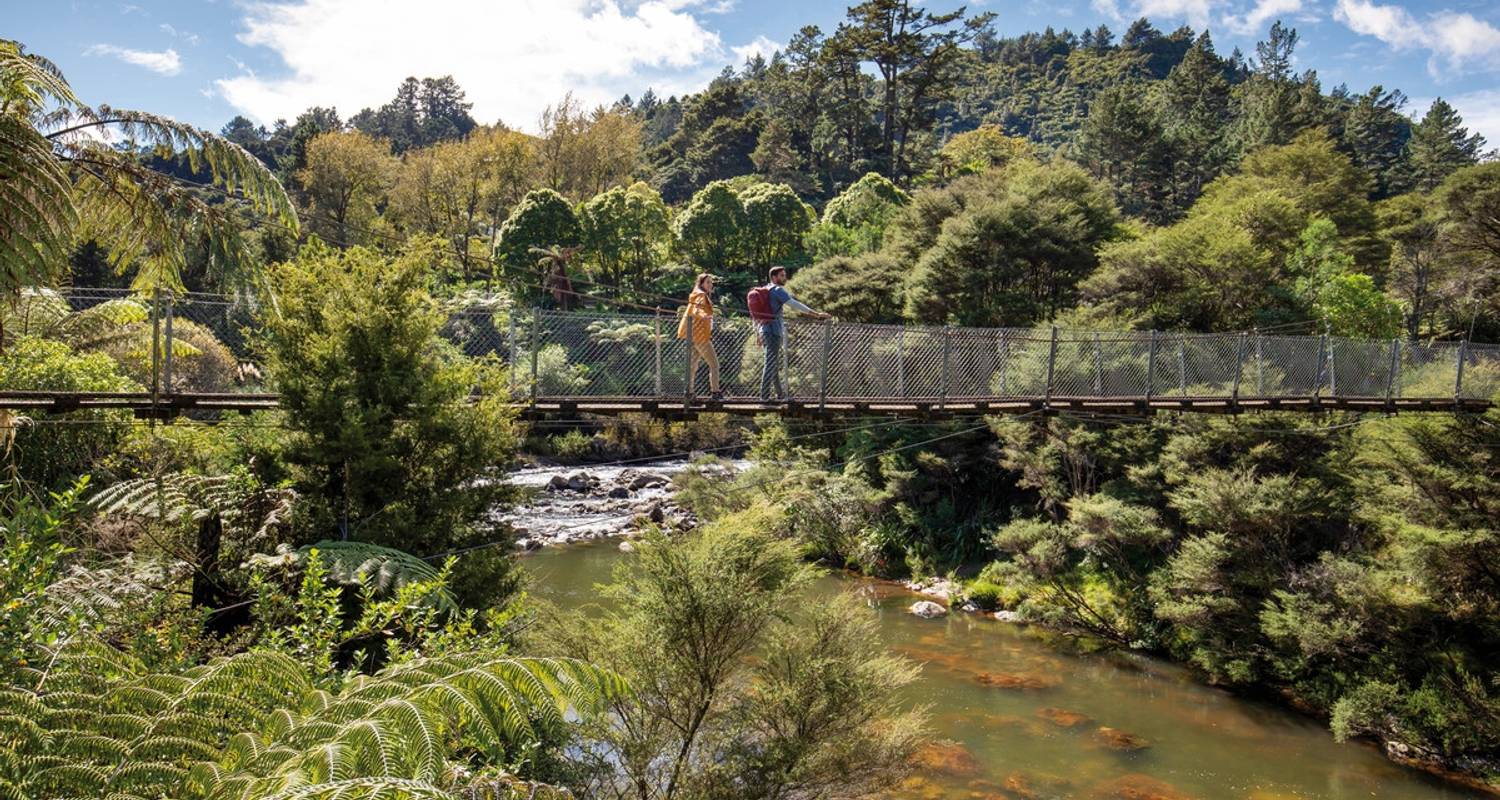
[1,39,297,296]
[0,638,622,800]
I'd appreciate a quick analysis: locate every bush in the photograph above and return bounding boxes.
[260,240,523,606]
[0,336,137,488]
[546,430,596,460]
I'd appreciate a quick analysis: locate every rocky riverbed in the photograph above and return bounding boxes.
[496,459,746,549]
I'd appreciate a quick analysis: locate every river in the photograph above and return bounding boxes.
[514,464,1480,800]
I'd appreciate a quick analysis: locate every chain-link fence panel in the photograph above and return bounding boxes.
[1461,343,1500,401]
[1398,340,1460,399]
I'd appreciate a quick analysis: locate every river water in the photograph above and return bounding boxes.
[517,470,1480,799]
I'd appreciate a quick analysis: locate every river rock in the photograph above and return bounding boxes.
[608,486,631,499]
[976,671,1060,690]
[617,540,635,553]
[547,474,571,491]
[628,472,668,490]
[993,609,1024,623]
[910,600,948,619]
[1036,707,1093,728]
[1086,773,1195,800]
[912,741,981,777]
[566,472,593,491]
[1094,726,1151,752]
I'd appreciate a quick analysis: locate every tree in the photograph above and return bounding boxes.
[1230,23,1325,156]
[1289,219,1402,339]
[538,93,643,200]
[495,188,582,295]
[1076,83,1175,223]
[1378,194,1457,338]
[0,40,295,296]
[387,126,536,278]
[260,240,522,604]
[738,182,812,266]
[750,117,808,192]
[821,171,910,228]
[350,75,476,154]
[834,0,994,180]
[1406,99,1485,192]
[787,252,906,323]
[1340,86,1411,199]
[296,130,396,247]
[1155,32,1232,211]
[932,124,1032,178]
[905,161,1119,326]
[544,522,925,800]
[673,180,746,272]
[578,182,670,294]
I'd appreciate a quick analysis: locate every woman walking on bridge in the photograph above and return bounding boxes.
[678,273,723,401]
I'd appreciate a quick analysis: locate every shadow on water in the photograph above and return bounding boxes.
[523,541,1481,800]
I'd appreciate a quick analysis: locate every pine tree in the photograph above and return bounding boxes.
[1406,98,1486,192]
[1156,32,1232,213]
[1341,86,1412,199]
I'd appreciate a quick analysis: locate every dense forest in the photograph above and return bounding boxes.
[5,0,1500,796]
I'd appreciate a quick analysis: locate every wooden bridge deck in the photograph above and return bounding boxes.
[1,390,1488,420]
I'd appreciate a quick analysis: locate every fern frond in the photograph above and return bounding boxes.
[264,777,453,800]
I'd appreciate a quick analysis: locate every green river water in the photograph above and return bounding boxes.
[522,541,1482,800]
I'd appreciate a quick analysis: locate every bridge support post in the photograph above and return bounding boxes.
[1255,330,1264,396]
[1177,336,1187,397]
[940,326,952,410]
[1145,330,1157,406]
[530,309,540,406]
[1386,338,1400,408]
[819,319,832,412]
[508,313,518,395]
[163,290,175,395]
[150,288,161,420]
[997,330,1008,397]
[653,310,663,396]
[897,328,907,397]
[1328,330,1337,396]
[1044,326,1058,409]
[1093,333,1103,395]
[1314,333,1328,406]
[684,314,695,401]
[1456,339,1468,402]
[1232,333,1245,410]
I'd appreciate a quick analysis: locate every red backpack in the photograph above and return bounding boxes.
[746,285,775,323]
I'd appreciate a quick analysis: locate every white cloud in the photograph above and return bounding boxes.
[85,44,182,76]
[215,0,765,130]
[1223,0,1305,35]
[1092,0,1221,30]
[731,35,780,64]
[1334,0,1500,74]
[159,23,201,46]
[1441,89,1500,149]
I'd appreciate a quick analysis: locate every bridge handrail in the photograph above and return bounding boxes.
[8,287,1499,407]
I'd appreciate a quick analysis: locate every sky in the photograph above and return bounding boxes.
[9,0,1500,145]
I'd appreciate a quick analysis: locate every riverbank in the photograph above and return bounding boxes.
[504,458,1496,798]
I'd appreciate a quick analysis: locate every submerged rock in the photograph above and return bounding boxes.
[912,741,982,777]
[910,600,948,619]
[975,671,1061,690]
[1094,726,1151,752]
[1086,773,1195,800]
[1035,706,1093,728]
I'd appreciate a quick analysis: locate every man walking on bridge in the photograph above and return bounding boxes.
[748,266,830,402]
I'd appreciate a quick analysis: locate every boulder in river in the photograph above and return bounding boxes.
[993,609,1024,623]
[910,600,948,619]
[912,741,981,777]
[566,472,593,491]
[608,486,631,499]
[1035,706,1093,728]
[547,474,571,491]
[1086,773,1195,800]
[1094,726,1151,752]
[975,671,1060,690]
[618,540,636,553]
[628,472,668,490]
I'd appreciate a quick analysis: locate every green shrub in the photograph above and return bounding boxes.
[547,430,596,461]
[0,336,137,488]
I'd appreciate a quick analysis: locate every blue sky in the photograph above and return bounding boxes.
[10,0,1500,144]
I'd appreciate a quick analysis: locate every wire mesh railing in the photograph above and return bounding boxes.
[6,288,1499,408]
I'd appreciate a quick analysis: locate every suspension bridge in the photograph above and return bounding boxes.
[3,289,1496,420]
